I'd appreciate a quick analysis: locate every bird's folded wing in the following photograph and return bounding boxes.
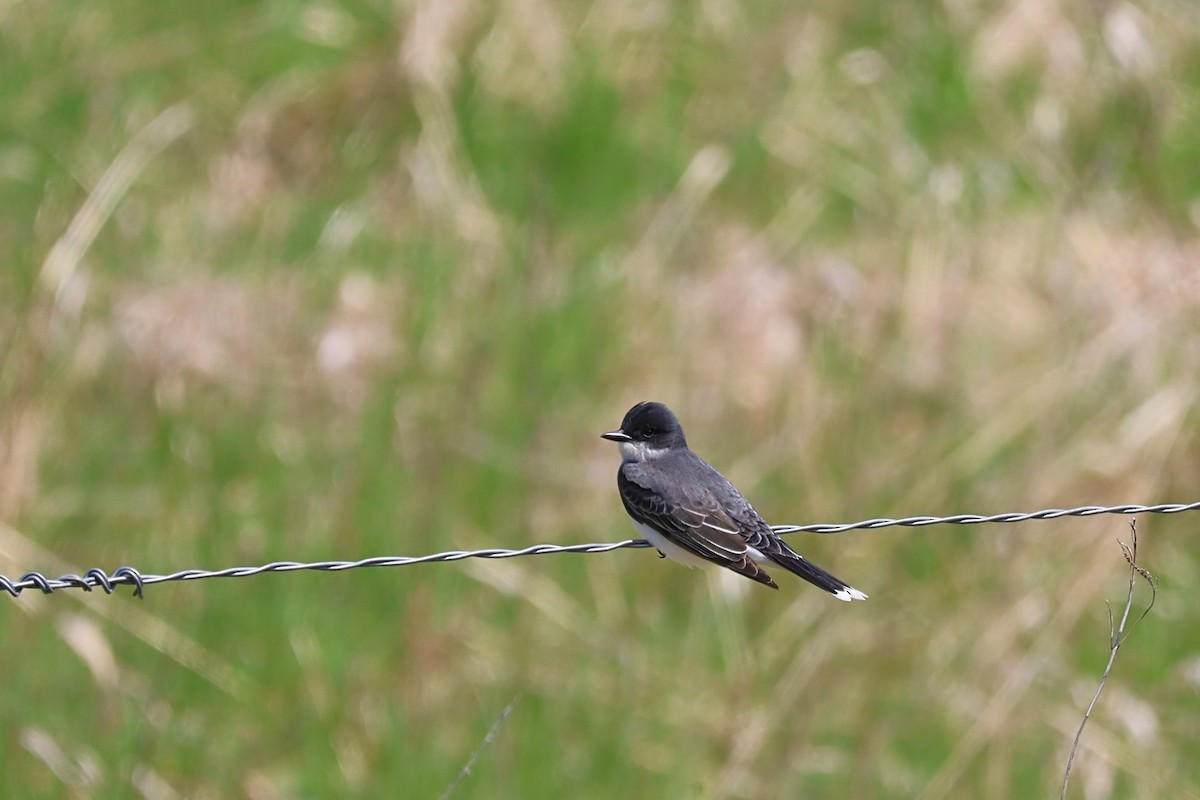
[618,475,749,564]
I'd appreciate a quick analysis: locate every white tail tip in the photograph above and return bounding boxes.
[832,586,869,602]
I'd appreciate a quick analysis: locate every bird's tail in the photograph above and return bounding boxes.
[766,548,868,602]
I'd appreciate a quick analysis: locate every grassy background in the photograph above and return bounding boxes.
[3,1,1200,797]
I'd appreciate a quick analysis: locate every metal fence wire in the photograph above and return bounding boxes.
[3,501,1197,598]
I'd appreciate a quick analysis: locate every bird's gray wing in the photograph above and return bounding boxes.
[706,479,869,601]
[618,466,777,587]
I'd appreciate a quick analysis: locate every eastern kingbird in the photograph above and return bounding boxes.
[602,401,867,601]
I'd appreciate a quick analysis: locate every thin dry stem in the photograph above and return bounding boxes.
[1060,519,1158,799]
[439,694,521,800]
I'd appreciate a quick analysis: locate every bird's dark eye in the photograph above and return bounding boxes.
[639,427,656,439]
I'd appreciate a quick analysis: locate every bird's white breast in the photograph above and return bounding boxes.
[631,520,711,568]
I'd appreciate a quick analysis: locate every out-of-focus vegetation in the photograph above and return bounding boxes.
[3,1,1199,797]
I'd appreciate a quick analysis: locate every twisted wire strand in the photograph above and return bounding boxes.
[3,501,1197,598]
[768,500,1200,534]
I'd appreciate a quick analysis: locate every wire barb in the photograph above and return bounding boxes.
[2,500,1197,598]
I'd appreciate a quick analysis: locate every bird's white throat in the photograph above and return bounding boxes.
[618,440,669,463]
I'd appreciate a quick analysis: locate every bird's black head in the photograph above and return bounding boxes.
[601,401,688,456]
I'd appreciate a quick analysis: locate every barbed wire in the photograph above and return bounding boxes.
[3,501,1197,599]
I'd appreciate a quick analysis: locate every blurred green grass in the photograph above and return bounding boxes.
[3,1,1200,797]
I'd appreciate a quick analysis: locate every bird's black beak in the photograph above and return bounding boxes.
[601,429,632,442]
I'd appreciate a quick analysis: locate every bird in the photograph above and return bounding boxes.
[602,401,867,601]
